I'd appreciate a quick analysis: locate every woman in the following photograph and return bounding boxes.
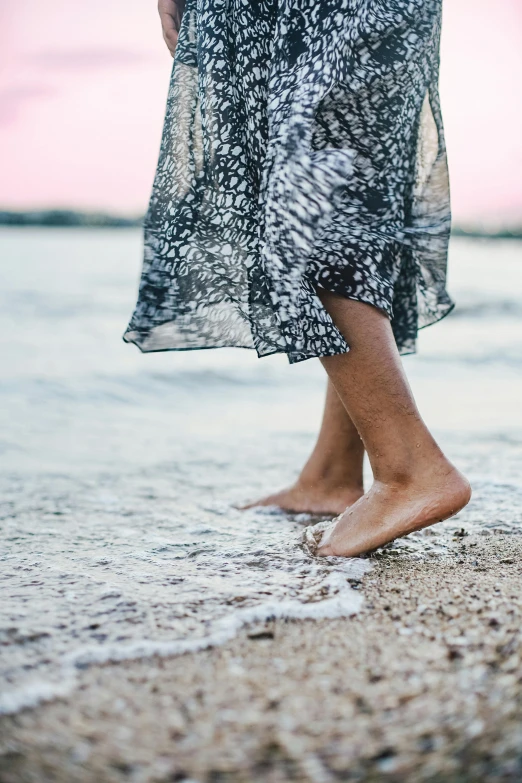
[124,0,471,557]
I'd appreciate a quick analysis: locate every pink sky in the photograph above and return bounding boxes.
[1,0,521,225]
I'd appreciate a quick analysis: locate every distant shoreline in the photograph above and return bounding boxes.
[1,210,521,240]
[0,210,142,228]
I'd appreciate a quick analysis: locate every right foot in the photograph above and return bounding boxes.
[304,462,471,557]
[239,481,364,516]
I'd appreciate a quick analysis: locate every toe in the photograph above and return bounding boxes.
[301,520,334,556]
[316,543,335,557]
[316,525,336,556]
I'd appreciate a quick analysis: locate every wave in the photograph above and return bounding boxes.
[0,677,76,717]
[0,566,370,717]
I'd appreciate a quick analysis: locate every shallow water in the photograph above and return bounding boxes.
[1,229,522,714]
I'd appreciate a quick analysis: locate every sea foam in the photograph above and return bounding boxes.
[0,564,369,716]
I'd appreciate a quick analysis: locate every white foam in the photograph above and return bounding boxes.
[66,586,364,669]
[0,572,368,717]
[0,677,76,716]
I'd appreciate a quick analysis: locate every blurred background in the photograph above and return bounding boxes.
[1,0,522,228]
[0,0,521,473]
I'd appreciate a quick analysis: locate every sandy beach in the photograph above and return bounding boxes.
[2,529,522,783]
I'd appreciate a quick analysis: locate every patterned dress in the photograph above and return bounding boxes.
[124,0,453,364]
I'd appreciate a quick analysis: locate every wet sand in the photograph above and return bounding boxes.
[2,530,521,783]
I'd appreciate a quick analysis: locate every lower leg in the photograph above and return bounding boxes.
[298,379,364,491]
[311,291,471,556]
[241,378,365,515]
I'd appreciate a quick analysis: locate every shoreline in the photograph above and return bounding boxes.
[1,214,522,241]
[2,530,522,783]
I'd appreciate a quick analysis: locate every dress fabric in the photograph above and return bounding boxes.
[124,0,454,364]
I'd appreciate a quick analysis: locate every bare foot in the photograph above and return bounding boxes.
[240,480,364,516]
[306,462,471,557]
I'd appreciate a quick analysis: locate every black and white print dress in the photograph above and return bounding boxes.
[124,0,453,364]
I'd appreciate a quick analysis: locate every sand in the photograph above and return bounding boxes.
[1,529,522,783]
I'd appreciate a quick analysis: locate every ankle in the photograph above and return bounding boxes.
[298,465,364,492]
[372,451,458,489]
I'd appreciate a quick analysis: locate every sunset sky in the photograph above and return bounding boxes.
[1,0,521,225]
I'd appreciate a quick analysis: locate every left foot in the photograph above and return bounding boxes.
[304,461,471,557]
[240,480,364,516]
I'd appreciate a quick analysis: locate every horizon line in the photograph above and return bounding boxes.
[1,209,522,239]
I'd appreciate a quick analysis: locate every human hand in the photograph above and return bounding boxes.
[158,0,185,57]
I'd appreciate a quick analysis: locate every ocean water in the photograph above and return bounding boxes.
[1,228,522,714]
